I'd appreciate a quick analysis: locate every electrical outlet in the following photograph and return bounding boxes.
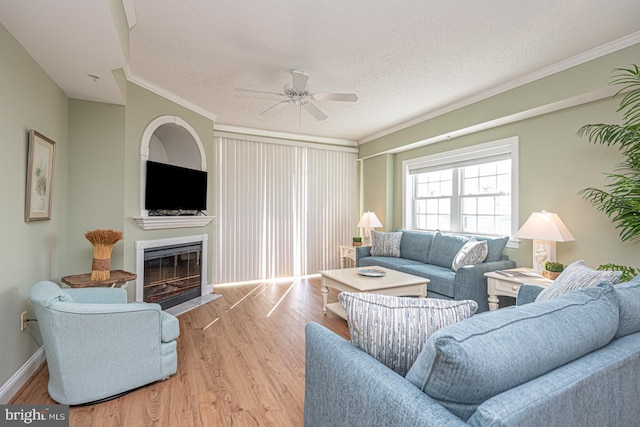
[20,311,27,332]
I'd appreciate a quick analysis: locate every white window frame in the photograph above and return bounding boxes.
[402,137,519,248]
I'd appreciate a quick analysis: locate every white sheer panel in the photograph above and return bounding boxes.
[214,136,357,284]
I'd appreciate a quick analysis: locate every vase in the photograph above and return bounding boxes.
[91,243,114,281]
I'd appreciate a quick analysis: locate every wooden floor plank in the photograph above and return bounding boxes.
[10,276,348,426]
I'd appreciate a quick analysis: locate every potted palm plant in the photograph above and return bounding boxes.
[578,65,640,284]
[578,65,640,243]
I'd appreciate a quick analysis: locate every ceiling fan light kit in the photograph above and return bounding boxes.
[240,70,358,122]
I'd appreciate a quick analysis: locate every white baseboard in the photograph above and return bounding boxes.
[0,347,45,404]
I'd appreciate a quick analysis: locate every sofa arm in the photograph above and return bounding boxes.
[516,284,545,306]
[62,287,128,304]
[304,322,467,427]
[454,259,517,312]
[355,246,371,266]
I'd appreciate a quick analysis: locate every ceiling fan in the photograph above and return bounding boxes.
[238,70,358,121]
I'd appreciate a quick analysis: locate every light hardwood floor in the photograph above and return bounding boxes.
[11,276,349,426]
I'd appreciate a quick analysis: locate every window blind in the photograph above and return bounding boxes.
[213,135,357,284]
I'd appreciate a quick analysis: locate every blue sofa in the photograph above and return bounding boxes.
[29,281,179,405]
[356,230,516,312]
[304,277,640,426]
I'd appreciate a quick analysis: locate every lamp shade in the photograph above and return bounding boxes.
[357,211,383,228]
[515,210,575,242]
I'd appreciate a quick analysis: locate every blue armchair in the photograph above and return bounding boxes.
[29,281,179,405]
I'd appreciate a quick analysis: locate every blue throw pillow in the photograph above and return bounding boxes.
[405,283,619,421]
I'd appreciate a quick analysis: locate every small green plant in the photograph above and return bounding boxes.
[352,237,362,243]
[597,264,639,283]
[544,261,564,273]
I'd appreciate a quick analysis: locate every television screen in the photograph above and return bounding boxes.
[145,161,207,212]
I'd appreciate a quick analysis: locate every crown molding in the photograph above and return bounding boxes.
[358,31,640,145]
[122,0,137,29]
[123,66,217,122]
[214,124,357,147]
[357,86,618,160]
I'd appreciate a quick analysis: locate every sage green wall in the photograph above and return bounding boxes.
[1,21,215,394]
[361,154,393,229]
[0,24,69,390]
[360,42,640,269]
[121,82,215,297]
[67,100,127,274]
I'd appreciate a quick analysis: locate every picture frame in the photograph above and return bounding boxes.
[25,130,56,222]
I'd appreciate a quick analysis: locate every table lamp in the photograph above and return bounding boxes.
[357,211,383,246]
[515,210,575,272]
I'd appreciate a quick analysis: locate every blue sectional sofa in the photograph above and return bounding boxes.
[356,230,515,312]
[304,277,640,426]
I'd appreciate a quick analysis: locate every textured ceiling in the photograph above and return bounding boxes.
[2,1,640,144]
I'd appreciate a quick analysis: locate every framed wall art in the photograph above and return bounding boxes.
[25,130,56,222]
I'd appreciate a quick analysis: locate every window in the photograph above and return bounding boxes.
[403,138,518,240]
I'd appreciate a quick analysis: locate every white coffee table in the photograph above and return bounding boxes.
[320,266,429,319]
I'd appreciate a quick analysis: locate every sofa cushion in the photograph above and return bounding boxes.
[370,231,403,257]
[338,292,477,376]
[359,256,425,270]
[451,238,488,271]
[397,229,434,264]
[427,231,470,269]
[405,283,619,421]
[399,264,456,298]
[614,277,640,338]
[536,260,622,302]
[474,235,509,262]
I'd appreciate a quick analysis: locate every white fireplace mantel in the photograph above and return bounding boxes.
[132,215,214,230]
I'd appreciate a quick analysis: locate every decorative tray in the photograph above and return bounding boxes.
[357,268,386,277]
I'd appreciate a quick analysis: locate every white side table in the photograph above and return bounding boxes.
[338,245,357,268]
[484,268,553,311]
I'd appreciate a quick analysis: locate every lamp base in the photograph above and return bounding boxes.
[532,240,556,272]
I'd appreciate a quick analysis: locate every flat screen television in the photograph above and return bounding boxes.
[145,160,207,213]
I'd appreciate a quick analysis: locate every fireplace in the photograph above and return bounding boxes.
[135,234,208,310]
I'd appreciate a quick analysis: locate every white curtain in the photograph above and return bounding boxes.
[213,134,358,284]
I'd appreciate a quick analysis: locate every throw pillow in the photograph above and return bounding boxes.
[338,292,477,376]
[370,231,403,257]
[451,238,488,271]
[535,260,622,302]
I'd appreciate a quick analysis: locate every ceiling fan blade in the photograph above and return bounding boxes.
[260,100,291,116]
[291,70,309,92]
[236,88,286,97]
[302,102,328,121]
[312,92,358,102]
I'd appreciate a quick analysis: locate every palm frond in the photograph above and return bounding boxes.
[612,65,640,127]
[578,65,640,243]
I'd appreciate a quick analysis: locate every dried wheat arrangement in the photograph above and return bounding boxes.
[85,229,123,281]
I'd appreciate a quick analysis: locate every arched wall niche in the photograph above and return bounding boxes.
[134,115,213,229]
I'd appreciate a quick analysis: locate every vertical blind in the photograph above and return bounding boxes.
[213,135,358,284]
